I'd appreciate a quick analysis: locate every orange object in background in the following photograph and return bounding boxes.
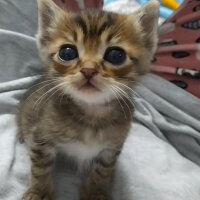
[162,0,179,9]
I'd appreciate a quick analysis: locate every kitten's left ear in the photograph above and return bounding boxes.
[37,0,64,35]
[131,0,159,52]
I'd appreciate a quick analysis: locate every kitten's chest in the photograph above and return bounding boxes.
[58,140,106,163]
[57,128,107,163]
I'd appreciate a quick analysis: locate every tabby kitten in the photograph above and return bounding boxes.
[17,0,159,199]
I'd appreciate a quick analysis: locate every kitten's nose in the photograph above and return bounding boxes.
[80,68,97,80]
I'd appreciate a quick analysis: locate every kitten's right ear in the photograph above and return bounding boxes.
[130,0,159,52]
[37,0,63,33]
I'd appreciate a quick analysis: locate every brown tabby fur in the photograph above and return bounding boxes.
[17,0,159,200]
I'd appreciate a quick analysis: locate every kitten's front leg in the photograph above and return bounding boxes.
[80,149,121,200]
[22,142,56,200]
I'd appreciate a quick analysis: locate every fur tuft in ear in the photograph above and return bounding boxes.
[131,0,159,52]
[37,0,64,38]
[138,0,159,34]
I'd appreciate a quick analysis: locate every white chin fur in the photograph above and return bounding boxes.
[64,86,113,105]
[60,74,115,105]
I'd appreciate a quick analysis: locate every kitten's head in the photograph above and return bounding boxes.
[37,0,159,105]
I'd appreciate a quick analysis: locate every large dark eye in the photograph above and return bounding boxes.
[58,44,79,61]
[104,47,126,65]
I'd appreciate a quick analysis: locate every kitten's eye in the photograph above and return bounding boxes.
[58,44,79,61]
[104,47,126,65]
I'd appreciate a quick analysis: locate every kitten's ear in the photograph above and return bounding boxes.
[131,0,159,51]
[37,0,63,33]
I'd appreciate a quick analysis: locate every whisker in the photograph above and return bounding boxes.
[113,80,140,98]
[111,86,133,118]
[57,91,65,105]
[37,87,64,112]
[112,85,135,108]
[26,78,60,92]
[25,79,60,104]
[116,78,144,88]
[109,87,127,120]
[33,82,65,112]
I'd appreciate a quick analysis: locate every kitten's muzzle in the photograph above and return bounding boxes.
[80,68,98,80]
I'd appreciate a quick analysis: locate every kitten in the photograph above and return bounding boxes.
[17,0,159,200]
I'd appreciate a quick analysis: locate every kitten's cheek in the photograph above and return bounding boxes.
[53,61,77,75]
[53,62,68,74]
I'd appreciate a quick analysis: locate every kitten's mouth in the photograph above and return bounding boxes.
[78,80,100,92]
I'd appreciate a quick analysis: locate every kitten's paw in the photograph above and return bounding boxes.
[93,195,109,200]
[22,191,40,200]
[18,134,25,143]
[22,189,54,200]
[80,193,109,200]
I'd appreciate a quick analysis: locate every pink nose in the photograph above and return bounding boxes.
[80,68,97,80]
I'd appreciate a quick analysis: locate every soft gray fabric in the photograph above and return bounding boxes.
[0,0,200,200]
[0,0,37,36]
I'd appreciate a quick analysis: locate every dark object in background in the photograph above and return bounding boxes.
[53,0,103,11]
[152,0,200,98]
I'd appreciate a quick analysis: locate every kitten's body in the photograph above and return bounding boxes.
[18,78,131,163]
[18,78,131,200]
[17,0,159,200]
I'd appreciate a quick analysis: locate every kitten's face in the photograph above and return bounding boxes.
[37,0,159,105]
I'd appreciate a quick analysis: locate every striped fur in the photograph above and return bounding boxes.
[18,0,159,200]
